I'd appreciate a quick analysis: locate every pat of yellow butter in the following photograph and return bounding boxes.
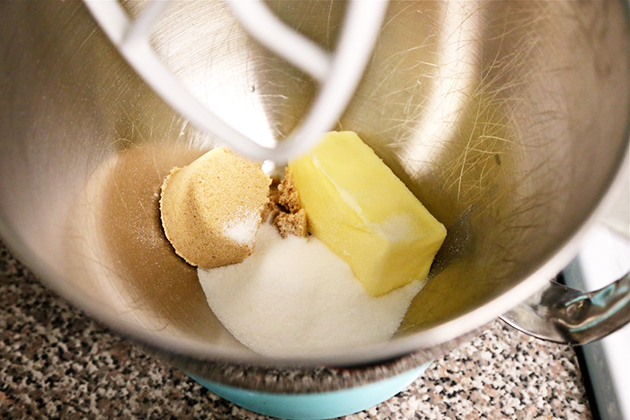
[288,131,446,297]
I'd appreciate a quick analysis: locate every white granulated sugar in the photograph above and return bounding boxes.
[198,224,425,357]
[222,208,259,246]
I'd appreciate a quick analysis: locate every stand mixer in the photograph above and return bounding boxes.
[0,1,628,418]
[83,0,389,163]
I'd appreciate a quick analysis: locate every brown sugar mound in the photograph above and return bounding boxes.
[160,147,271,269]
[275,209,308,237]
[277,170,302,213]
[262,175,282,222]
[267,169,309,238]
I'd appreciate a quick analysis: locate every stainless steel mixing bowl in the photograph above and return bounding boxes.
[1,0,628,391]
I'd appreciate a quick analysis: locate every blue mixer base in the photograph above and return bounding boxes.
[189,362,431,419]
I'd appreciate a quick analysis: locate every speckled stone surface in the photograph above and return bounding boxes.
[0,241,591,419]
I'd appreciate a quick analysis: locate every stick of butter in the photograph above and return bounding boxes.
[288,131,447,297]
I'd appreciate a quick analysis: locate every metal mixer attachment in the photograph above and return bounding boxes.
[82,0,389,163]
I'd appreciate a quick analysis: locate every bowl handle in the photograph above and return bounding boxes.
[500,273,630,345]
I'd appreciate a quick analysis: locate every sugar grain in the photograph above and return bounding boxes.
[198,224,424,357]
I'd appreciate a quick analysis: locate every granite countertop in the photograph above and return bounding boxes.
[0,241,591,419]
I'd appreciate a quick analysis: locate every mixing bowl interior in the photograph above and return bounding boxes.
[0,0,628,365]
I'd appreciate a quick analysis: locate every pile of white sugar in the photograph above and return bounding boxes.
[198,224,424,357]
